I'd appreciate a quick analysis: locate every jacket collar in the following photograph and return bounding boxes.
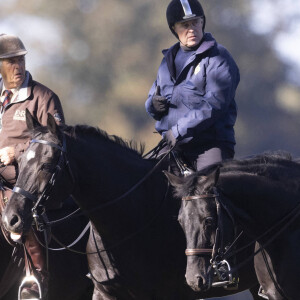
[162,33,216,80]
[162,33,216,57]
[195,33,216,55]
[0,71,32,103]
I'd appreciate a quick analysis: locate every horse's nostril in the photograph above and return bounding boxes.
[196,274,205,287]
[10,214,20,227]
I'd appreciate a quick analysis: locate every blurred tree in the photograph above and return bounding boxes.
[0,0,300,159]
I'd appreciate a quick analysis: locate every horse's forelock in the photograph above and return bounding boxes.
[171,173,200,199]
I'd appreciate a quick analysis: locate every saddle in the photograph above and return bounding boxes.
[145,141,194,177]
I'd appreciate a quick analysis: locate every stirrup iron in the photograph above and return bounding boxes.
[18,274,42,300]
[211,259,239,290]
[258,285,269,299]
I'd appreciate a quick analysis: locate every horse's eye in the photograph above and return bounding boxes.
[41,163,54,172]
[204,217,214,227]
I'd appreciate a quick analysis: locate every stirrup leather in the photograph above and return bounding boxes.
[19,244,43,300]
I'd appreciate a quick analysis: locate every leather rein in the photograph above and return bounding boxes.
[10,133,174,255]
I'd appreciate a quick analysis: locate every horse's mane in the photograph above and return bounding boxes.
[33,124,145,156]
[196,151,296,176]
[220,151,300,179]
[175,151,300,198]
[223,150,293,167]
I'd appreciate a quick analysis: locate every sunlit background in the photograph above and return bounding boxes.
[1,1,300,299]
[1,0,300,161]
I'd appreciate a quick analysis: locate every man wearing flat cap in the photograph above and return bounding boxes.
[0,33,65,299]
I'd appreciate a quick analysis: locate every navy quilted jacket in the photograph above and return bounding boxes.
[145,33,240,150]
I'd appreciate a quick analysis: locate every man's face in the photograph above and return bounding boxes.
[173,17,204,48]
[0,56,26,89]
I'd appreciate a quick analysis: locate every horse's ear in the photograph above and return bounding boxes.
[47,113,58,135]
[26,109,40,130]
[211,166,220,186]
[163,171,186,187]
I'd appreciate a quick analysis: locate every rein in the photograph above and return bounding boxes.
[80,142,173,214]
[12,134,174,256]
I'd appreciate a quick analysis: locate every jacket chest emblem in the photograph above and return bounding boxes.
[13,110,26,121]
[194,63,201,75]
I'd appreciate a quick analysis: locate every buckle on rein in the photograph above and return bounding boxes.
[32,207,46,232]
[211,258,239,290]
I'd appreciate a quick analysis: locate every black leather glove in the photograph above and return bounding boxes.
[163,129,177,147]
[152,86,169,115]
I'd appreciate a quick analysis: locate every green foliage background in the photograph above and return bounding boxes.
[1,0,300,158]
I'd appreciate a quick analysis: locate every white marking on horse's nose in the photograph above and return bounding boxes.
[26,150,36,161]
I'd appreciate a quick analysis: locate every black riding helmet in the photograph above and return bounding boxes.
[166,0,206,38]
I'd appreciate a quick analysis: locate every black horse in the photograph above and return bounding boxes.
[3,111,260,299]
[166,152,300,300]
[0,195,93,299]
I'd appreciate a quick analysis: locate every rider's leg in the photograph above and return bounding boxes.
[194,146,233,171]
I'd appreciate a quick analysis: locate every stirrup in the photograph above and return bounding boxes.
[18,275,42,300]
[211,259,239,290]
[258,285,269,299]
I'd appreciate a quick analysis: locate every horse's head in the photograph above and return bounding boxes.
[164,168,219,291]
[165,166,236,291]
[2,110,73,237]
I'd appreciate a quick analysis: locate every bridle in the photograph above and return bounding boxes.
[12,134,74,231]
[182,189,232,262]
[183,194,217,257]
[182,186,300,296]
[182,188,237,287]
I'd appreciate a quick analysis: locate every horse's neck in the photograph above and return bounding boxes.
[70,137,146,197]
[219,173,299,235]
[68,137,169,237]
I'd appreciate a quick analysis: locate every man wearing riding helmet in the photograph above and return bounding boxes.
[146,0,240,173]
[0,33,64,299]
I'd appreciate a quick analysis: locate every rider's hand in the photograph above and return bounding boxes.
[152,86,169,115]
[0,146,15,165]
[163,130,177,147]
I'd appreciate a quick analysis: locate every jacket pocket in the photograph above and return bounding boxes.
[180,84,204,110]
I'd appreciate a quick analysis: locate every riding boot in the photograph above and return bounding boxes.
[21,229,49,300]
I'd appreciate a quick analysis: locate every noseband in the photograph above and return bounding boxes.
[182,193,217,257]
